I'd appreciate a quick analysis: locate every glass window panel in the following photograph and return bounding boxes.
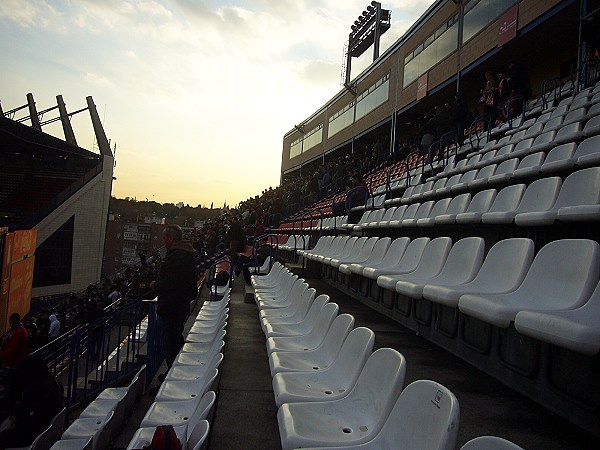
[437,22,458,61]
[419,41,437,74]
[404,56,420,87]
[463,0,490,42]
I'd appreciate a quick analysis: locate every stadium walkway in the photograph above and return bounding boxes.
[114,266,600,450]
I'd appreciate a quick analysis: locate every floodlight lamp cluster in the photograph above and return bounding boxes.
[350,1,381,37]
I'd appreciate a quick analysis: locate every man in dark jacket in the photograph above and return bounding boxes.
[151,225,198,370]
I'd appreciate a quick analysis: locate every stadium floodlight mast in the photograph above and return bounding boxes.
[344,1,391,92]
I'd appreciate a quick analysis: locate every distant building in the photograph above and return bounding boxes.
[103,219,165,277]
[144,215,165,225]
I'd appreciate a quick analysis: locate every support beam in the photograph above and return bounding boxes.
[26,92,41,130]
[57,95,78,146]
[86,96,112,157]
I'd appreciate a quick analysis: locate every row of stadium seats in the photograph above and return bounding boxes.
[124,291,230,450]
[250,263,524,449]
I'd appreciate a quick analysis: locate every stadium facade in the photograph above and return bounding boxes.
[281,0,597,176]
[1,95,114,300]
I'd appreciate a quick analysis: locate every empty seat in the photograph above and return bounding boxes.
[377,237,453,291]
[140,390,216,429]
[572,135,600,167]
[269,314,354,376]
[512,152,545,179]
[486,158,519,185]
[515,167,600,225]
[539,142,577,174]
[263,294,329,337]
[456,189,497,224]
[483,177,561,224]
[360,237,420,279]
[515,280,600,356]
[395,237,485,298]
[301,380,460,450]
[155,367,218,402]
[272,327,375,407]
[467,164,497,189]
[277,348,406,450]
[423,238,535,308]
[415,197,451,227]
[458,239,600,327]
[266,303,339,354]
[331,237,378,268]
[460,436,524,450]
[433,194,471,225]
[342,237,392,275]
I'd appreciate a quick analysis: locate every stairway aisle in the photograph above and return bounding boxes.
[207,281,281,449]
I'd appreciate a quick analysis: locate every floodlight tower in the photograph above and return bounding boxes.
[344,1,391,92]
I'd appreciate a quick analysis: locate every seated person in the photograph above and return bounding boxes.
[0,356,64,449]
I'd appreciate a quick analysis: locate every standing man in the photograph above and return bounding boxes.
[0,313,28,369]
[151,225,198,374]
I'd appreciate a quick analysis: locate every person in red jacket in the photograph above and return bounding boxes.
[0,313,28,369]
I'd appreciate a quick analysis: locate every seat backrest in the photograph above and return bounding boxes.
[317,313,355,361]
[390,205,407,221]
[479,149,497,164]
[460,435,524,450]
[517,152,544,170]
[328,327,375,385]
[444,173,463,189]
[401,203,421,220]
[487,184,526,213]
[582,115,600,135]
[339,237,365,260]
[514,176,561,214]
[366,237,392,263]
[495,144,514,158]
[193,390,217,422]
[509,129,528,143]
[513,239,600,309]
[464,189,497,213]
[380,207,397,222]
[287,287,317,319]
[411,201,435,220]
[298,294,330,326]
[367,209,385,223]
[437,237,485,281]
[347,348,407,429]
[371,380,460,450]
[356,237,379,261]
[513,137,534,154]
[93,411,116,450]
[554,167,600,209]
[533,130,556,145]
[48,407,67,444]
[494,158,519,176]
[465,154,482,167]
[543,142,577,164]
[410,237,453,278]
[28,423,53,450]
[428,198,452,218]
[431,177,448,191]
[474,164,497,180]
[458,170,478,185]
[469,238,535,291]
[303,303,339,346]
[376,237,411,268]
[396,237,430,272]
[445,193,471,216]
[574,135,600,159]
[188,420,210,450]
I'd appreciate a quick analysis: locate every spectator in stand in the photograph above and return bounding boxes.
[47,314,60,340]
[150,225,197,375]
[420,110,437,157]
[346,173,369,216]
[226,214,246,266]
[507,62,531,116]
[0,356,63,449]
[0,314,28,369]
[452,92,469,146]
[480,71,499,127]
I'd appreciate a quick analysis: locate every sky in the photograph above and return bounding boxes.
[1,0,436,207]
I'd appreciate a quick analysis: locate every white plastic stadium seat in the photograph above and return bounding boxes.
[458,239,600,328]
[277,348,406,450]
[460,436,524,450]
[514,279,600,356]
[272,327,375,407]
[301,380,460,450]
[140,390,216,428]
[263,294,329,337]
